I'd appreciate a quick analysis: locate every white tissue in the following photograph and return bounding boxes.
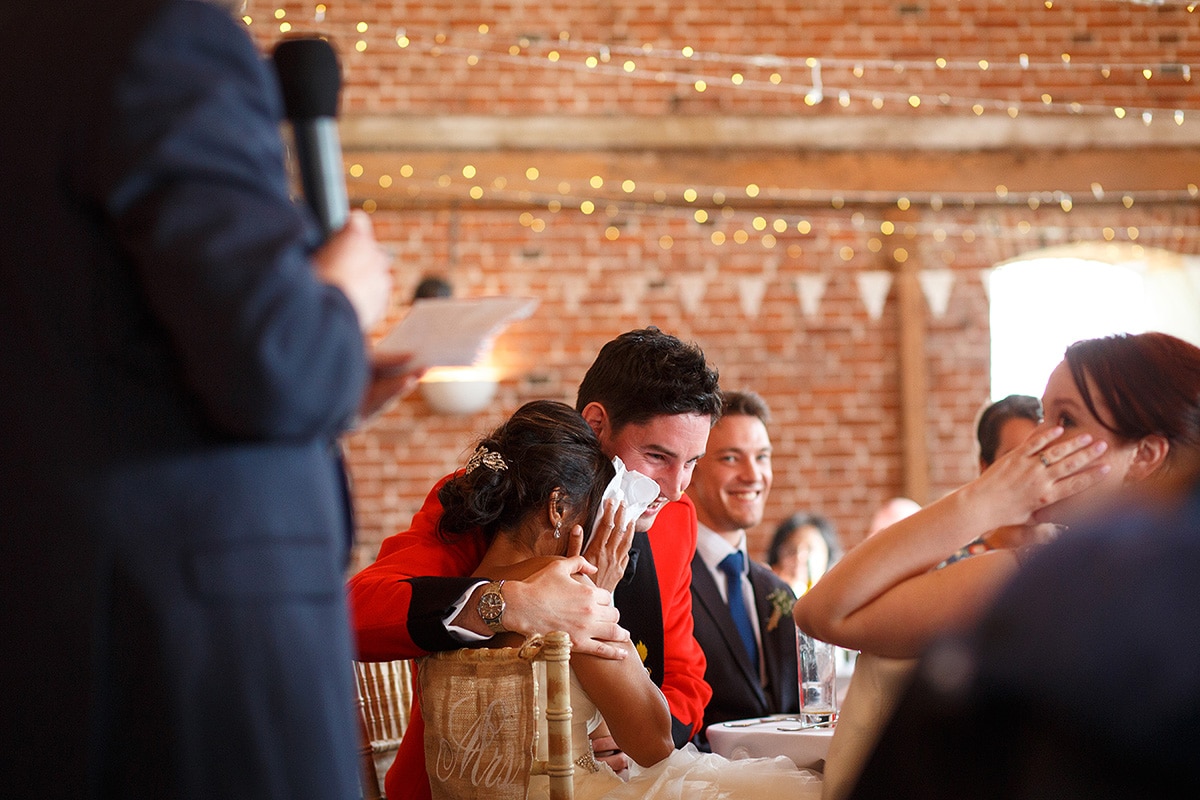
[589,456,661,542]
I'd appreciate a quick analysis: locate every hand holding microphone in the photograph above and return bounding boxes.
[272,37,391,332]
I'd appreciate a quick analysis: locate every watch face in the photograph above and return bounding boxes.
[480,591,504,621]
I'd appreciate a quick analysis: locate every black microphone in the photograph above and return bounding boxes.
[272,37,347,239]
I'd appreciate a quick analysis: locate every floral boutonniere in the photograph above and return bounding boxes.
[765,588,796,632]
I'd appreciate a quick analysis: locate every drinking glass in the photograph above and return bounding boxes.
[796,630,838,724]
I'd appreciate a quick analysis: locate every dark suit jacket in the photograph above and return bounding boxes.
[1,2,366,797]
[690,551,800,747]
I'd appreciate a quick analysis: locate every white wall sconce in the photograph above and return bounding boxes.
[418,366,499,415]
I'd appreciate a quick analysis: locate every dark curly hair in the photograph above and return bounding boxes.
[976,394,1042,467]
[437,400,615,543]
[575,327,722,431]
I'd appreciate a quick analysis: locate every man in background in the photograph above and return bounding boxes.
[687,390,800,748]
[1,1,398,796]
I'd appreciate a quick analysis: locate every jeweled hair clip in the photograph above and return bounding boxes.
[465,445,508,474]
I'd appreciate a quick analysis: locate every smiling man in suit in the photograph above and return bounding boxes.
[688,390,800,749]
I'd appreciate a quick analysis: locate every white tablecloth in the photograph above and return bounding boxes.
[706,717,835,771]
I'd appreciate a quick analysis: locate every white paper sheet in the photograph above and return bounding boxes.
[375,296,539,369]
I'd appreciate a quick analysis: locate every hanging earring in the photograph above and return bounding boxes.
[553,519,562,539]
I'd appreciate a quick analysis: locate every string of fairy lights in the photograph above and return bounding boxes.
[247,4,1200,251]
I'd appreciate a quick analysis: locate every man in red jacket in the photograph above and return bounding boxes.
[349,327,721,799]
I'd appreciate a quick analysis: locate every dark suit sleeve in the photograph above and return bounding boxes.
[81,1,367,441]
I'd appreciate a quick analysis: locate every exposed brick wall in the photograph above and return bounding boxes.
[239,1,1200,572]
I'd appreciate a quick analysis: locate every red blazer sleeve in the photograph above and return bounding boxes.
[347,475,487,661]
[647,494,713,738]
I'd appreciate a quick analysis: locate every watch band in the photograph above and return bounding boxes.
[479,579,506,634]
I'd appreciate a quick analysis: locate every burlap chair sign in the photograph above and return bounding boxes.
[417,631,574,800]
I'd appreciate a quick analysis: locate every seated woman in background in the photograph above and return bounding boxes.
[794,331,1200,800]
[767,511,841,598]
[428,400,822,800]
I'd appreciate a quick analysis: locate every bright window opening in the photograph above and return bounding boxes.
[988,245,1200,401]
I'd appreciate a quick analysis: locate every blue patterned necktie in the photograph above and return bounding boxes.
[719,551,760,674]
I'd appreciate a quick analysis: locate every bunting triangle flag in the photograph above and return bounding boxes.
[795,274,828,319]
[918,269,955,318]
[979,267,997,303]
[677,275,707,314]
[619,275,646,316]
[562,276,588,314]
[738,276,767,318]
[856,271,893,320]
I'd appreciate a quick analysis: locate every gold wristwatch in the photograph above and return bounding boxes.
[477,580,507,634]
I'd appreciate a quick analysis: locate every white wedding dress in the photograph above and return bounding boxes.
[527,671,823,800]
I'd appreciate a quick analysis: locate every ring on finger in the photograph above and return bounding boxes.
[1039,453,1051,467]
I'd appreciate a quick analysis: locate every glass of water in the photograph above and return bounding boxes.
[796,630,838,724]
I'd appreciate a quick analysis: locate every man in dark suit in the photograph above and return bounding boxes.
[0,1,401,797]
[688,390,800,749]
